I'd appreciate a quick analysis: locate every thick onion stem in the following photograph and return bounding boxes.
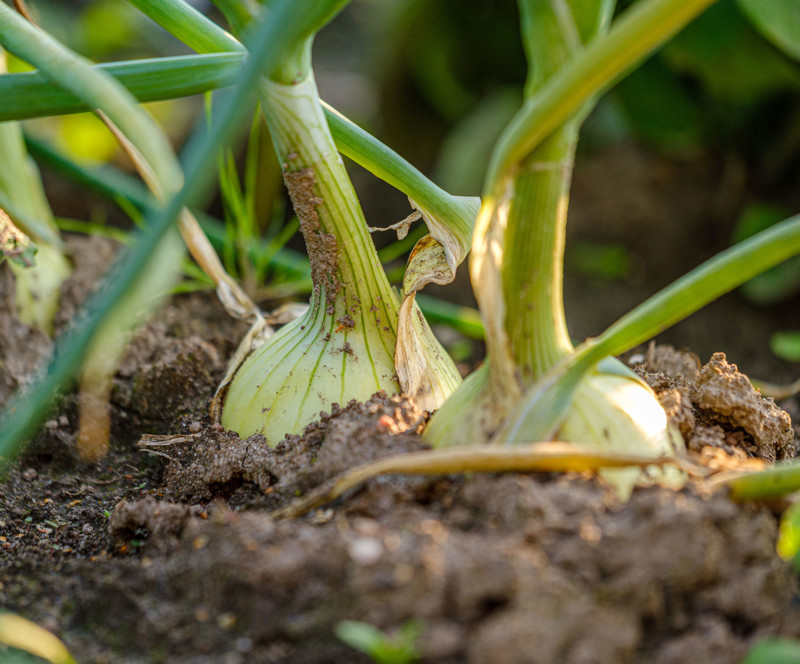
[502,122,577,383]
[426,0,686,499]
[221,73,459,441]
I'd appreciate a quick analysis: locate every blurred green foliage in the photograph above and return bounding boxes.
[777,500,800,566]
[567,241,633,282]
[770,331,800,362]
[737,0,800,62]
[370,0,800,193]
[743,639,800,664]
[335,620,422,664]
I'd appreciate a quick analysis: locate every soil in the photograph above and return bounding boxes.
[2,147,800,663]
[1,287,800,664]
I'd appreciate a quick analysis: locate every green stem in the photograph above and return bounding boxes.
[498,0,605,382]
[502,123,577,381]
[488,0,720,190]
[718,462,800,501]
[126,0,243,53]
[259,0,351,84]
[323,103,476,237]
[259,75,398,328]
[0,53,242,122]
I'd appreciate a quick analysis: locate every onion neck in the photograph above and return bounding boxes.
[258,74,399,335]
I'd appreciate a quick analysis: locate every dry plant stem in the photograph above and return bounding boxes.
[272,444,679,519]
[751,377,800,401]
[100,110,263,322]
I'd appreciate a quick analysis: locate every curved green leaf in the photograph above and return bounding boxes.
[737,0,800,61]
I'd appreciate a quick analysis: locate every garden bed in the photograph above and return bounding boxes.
[1,160,799,661]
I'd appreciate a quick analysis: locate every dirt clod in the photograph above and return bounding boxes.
[692,353,794,461]
[635,347,795,461]
[157,393,427,508]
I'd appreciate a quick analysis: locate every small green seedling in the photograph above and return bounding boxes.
[335,619,422,664]
[743,638,800,664]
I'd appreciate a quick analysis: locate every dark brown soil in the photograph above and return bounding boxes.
[1,277,799,663]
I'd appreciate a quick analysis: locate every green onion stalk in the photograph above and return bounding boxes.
[427,0,721,497]
[0,49,71,335]
[219,0,462,441]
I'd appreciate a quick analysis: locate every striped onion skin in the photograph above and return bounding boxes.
[221,75,459,442]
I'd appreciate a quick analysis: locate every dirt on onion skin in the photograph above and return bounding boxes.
[284,167,340,314]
